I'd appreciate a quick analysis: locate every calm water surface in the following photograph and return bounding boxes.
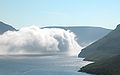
[0,55,92,75]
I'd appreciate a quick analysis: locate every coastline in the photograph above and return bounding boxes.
[78,55,120,75]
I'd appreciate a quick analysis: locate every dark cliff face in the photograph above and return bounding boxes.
[44,26,111,47]
[0,21,16,34]
[79,24,120,61]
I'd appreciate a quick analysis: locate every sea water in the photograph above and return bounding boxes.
[0,55,92,75]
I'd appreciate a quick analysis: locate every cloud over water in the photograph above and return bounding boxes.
[0,26,81,56]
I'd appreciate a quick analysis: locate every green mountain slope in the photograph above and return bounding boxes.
[79,24,120,61]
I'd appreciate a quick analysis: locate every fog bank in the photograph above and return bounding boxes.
[0,26,81,56]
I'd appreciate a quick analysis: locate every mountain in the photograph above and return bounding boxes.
[44,26,111,47]
[79,55,120,75]
[79,24,120,61]
[0,21,111,47]
[0,21,16,34]
[79,25,120,75]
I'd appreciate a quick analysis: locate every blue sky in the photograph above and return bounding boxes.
[0,0,120,29]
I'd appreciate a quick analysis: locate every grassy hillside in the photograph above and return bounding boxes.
[79,55,120,75]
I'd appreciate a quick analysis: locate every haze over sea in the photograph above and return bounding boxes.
[0,55,92,75]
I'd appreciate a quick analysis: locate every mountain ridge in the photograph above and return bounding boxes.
[44,26,111,47]
[0,21,16,34]
[78,24,120,61]
[0,21,112,47]
[78,24,120,75]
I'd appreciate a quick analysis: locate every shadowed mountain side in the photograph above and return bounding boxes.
[79,24,120,61]
[44,26,111,47]
[79,25,120,75]
[0,21,16,34]
[79,55,120,75]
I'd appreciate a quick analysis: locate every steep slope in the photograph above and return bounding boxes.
[0,21,16,34]
[79,55,120,75]
[79,24,120,61]
[44,26,111,47]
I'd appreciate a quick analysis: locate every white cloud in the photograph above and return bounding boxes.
[0,26,81,56]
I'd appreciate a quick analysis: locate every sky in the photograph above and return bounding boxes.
[0,0,120,29]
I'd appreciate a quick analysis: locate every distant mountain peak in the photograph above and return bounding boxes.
[0,21,5,24]
[0,21,10,26]
[0,21,16,34]
[117,24,120,27]
[115,24,120,30]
